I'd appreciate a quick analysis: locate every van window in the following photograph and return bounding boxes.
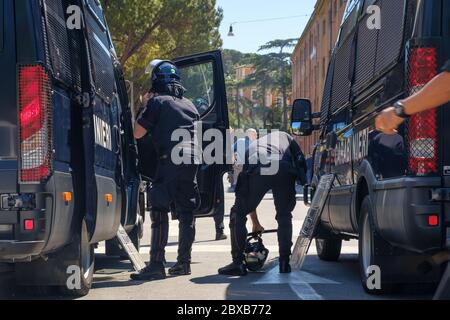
[85,3,115,103]
[353,0,380,93]
[0,0,4,52]
[86,0,107,29]
[339,0,362,45]
[179,62,215,117]
[326,110,348,134]
[43,1,77,87]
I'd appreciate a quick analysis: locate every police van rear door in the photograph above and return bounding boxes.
[174,50,230,217]
[78,0,122,242]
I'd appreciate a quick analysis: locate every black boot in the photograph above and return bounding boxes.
[168,262,191,276]
[218,262,248,276]
[279,258,291,274]
[149,210,169,263]
[215,230,228,241]
[130,262,166,281]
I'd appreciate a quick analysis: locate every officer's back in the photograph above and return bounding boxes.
[144,95,199,158]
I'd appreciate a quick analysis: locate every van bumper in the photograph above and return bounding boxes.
[0,241,46,262]
[373,177,444,253]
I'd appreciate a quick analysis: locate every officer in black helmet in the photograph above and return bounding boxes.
[131,60,200,281]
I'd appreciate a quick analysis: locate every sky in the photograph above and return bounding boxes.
[216,0,317,54]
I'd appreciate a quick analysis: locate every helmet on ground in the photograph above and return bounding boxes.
[244,235,269,272]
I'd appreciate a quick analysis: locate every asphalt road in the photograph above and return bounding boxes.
[0,183,433,300]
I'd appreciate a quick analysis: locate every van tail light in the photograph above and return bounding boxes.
[18,64,53,183]
[407,47,438,176]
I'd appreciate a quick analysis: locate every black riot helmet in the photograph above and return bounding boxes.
[145,59,185,98]
[244,234,269,272]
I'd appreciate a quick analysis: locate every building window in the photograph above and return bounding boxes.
[276,97,282,108]
[251,89,258,102]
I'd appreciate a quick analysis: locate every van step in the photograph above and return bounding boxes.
[116,225,146,272]
[291,174,336,270]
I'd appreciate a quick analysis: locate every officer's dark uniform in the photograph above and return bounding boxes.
[219,131,307,275]
[137,95,200,269]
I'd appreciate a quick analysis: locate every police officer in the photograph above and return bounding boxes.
[131,60,200,281]
[219,131,307,276]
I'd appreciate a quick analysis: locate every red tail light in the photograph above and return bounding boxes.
[407,47,438,176]
[18,65,53,183]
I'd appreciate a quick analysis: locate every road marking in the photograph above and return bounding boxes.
[289,284,323,300]
[253,265,339,300]
[96,244,357,255]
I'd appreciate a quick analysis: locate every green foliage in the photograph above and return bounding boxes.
[223,39,296,131]
[100,0,223,106]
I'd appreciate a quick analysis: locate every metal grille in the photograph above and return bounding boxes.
[406,46,439,176]
[353,17,378,93]
[63,0,83,90]
[375,0,406,72]
[330,35,353,112]
[87,0,107,26]
[320,57,335,126]
[86,16,115,102]
[42,0,73,86]
[18,65,53,183]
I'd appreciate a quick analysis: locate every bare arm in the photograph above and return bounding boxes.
[376,71,450,134]
[403,72,450,115]
[133,123,148,140]
[133,93,153,140]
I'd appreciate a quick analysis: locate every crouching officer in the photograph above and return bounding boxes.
[131,60,200,281]
[219,131,307,276]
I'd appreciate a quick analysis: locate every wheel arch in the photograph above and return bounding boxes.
[352,160,378,232]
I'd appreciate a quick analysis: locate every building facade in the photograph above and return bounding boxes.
[291,0,347,158]
[235,64,291,109]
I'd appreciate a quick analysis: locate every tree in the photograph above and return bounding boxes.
[100,0,223,108]
[258,39,297,130]
[240,54,278,128]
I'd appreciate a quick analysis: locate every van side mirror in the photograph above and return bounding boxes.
[291,99,313,137]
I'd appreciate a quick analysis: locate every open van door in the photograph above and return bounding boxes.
[76,0,122,243]
[174,50,230,217]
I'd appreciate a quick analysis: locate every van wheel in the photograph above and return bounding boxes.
[59,219,95,297]
[359,196,394,295]
[316,238,342,262]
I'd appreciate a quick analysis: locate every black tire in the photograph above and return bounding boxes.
[59,219,95,297]
[358,196,394,295]
[316,238,342,262]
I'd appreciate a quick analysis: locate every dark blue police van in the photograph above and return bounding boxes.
[292,0,450,293]
[0,0,230,297]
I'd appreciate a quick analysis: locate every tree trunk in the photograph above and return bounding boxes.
[282,86,288,131]
[235,88,241,129]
